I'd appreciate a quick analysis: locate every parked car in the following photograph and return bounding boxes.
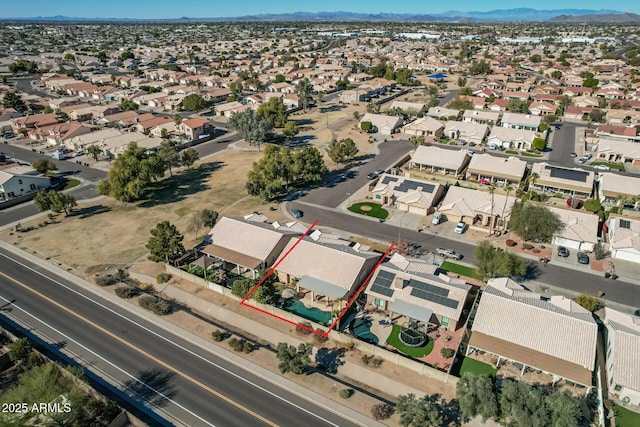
[366,172,377,180]
[374,168,384,175]
[577,252,590,265]
[593,165,610,171]
[432,212,443,225]
[557,246,570,257]
[578,157,588,164]
[583,153,592,160]
[454,222,466,234]
[290,208,303,218]
[570,152,578,158]
[436,248,462,260]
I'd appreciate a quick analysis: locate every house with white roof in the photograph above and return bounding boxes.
[365,253,472,331]
[465,154,527,187]
[500,112,541,131]
[530,162,595,199]
[549,207,599,252]
[438,186,516,233]
[443,121,488,146]
[274,231,380,308]
[426,106,460,120]
[594,138,640,166]
[604,308,640,406]
[487,126,537,151]
[409,145,471,176]
[371,174,444,216]
[401,117,444,139]
[359,113,403,135]
[607,215,640,264]
[597,173,640,206]
[467,278,598,390]
[462,110,500,125]
[200,216,304,278]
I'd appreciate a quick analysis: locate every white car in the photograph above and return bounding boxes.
[593,165,610,171]
[454,222,466,234]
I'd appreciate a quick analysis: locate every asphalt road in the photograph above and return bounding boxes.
[0,247,363,427]
[288,202,640,309]
[547,122,578,166]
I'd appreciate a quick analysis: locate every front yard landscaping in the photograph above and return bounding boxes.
[386,324,434,358]
[348,202,389,219]
[591,162,625,171]
[439,261,481,280]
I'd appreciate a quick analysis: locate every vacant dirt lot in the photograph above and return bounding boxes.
[1,149,283,277]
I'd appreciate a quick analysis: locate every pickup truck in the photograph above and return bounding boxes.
[436,248,462,260]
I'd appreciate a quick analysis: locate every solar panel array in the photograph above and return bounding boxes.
[620,219,631,229]
[396,180,435,194]
[545,165,589,183]
[408,279,459,309]
[370,270,396,297]
[381,176,399,185]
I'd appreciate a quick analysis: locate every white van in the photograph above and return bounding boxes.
[432,212,443,225]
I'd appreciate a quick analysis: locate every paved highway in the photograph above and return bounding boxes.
[0,246,366,427]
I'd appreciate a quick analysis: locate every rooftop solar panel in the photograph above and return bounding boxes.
[408,279,449,297]
[371,284,395,297]
[410,288,459,309]
[545,165,589,183]
[369,270,396,297]
[381,176,399,185]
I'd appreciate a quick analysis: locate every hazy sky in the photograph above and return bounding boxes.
[1,0,639,19]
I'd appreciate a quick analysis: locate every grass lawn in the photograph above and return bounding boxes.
[458,357,498,377]
[614,404,640,427]
[440,261,481,280]
[505,150,518,155]
[521,152,542,158]
[62,178,81,190]
[386,324,434,358]
[591,162,625,171]
[348,202,389,219]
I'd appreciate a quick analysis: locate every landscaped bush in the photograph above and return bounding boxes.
[522,243,534,250]
[156,273,171,284]
[371,403,394,420]
[211,329,228,342]
[505,239,517,247]
[138,295,172,315]
[338,388,354,399]
[296,321,313,336]
[228,337,253,353]
[242,341,254,354]
[362,354,383,368]
[94,274,119,286]
[314,329,328,343]
[115,286,139,299]
[441,348,455,359]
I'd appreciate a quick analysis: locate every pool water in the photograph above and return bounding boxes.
[283,299,332,326]
[350,317,379,345]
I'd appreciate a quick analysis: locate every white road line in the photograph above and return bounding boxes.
[0,251,346,427]
[0,294,212,427]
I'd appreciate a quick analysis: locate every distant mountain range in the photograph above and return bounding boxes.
[5,8,640,23]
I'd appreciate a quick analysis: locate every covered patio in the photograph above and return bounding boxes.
[199,244,263,279]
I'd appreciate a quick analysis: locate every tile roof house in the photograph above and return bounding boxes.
[371,173,444,216]
[549,207,599,252]
[274,231,380,306]
[409,145,471,176]
[401,117,444,139]
[465,154,527,187]
[365,253,472,330]
[530,162,595,199]
[359,113,403,135]
[426,106,460,120]
[462,110,500,125]
[594,138,640,166]
[500,112,541,131]
[201,216,304,278]
[607,215,640,264]
[443,121,489,146]
[468,278,598,388]
[438,186,517,233]
[487,126,536,151]
[604,308,640,406]
[595,125,640,143]
[597,173,640,205]
[177,117,214,140]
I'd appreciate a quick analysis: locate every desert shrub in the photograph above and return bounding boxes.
[362,354,374,365]
[211,329,227,342]
[343,341,357,351]
[362,354,383,367]
[156,273,171,284]
[338,388,354,399]
[242,341,254,354]
[371,403,394,420]
[8,338,32,363]
[115,286,139,299]
[296,321,313,335]
[138,295,172,315]
[228,337,251,352]
[441,348,455,359]
[139,282,154,291]
[94,274,118,286]
[314,329,328,343]
[532,248,541,254]
[522,243,534,250]
[505,239,517,247]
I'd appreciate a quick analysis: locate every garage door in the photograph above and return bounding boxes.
[552,237,580,250]
[408,205,427,216]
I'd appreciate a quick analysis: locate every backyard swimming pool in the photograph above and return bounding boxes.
[283,299,332,326]
[349,317,379,345]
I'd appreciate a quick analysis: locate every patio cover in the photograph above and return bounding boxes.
[200,244,262,270]
[468,332,593,387]
[390,300,434,325]
[297,275,347,299]
[192,256,214,269]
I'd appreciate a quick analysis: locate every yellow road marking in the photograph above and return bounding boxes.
[0,271,278,427]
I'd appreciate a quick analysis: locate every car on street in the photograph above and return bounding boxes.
[290,208,303,218]
[583,153,592,160]
[436,248,462,260]
[366,172,377,180]
[570,152,577,158]
[454,222,466,234]
[557,246,570,257]
[374,168,384,175]
[593,165,610,171]
[578,157,588,164]
[635,309,640,317]
[577,252,590,265]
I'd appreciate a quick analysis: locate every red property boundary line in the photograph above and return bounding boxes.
[240,219,394,338]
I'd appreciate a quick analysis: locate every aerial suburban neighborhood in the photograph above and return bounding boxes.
[1,2,640,426]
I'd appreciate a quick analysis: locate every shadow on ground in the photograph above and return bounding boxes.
[74,204,112,219]
[124,367,177,406]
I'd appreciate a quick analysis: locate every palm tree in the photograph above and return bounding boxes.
[500,184,514,231]
[488,184,496,234]
[86,144,102,161]
[527,172,539,200]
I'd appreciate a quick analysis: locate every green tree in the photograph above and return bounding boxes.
[499,379,550,427]
[274,74,285,83]
[449,96,472,110]
[33,189,77,216]
[292,146,328,183]
[96,51,107,62]
[457,76,467,88]
[583,199,602,213]
[409,135,425,147]
[469,60,492,75]
[276,342,312,375]
[456,373,499,421]
[360,121,373,132]
[180,93,208,112]
[296,78,314,111]
[228,108,273,151]
[146,221,185,263]
[200,208,219,228]
[158,140,181,177]
[459,86,473,96]
[335,79,348,90]
[283,121,299,138]
[589,109,606,123]
[508,202,563,242]
[32,158,57,174]
[257,97,288,128]
[474,240,528,281]
[325,138,359,165]
[252,281,278,304]
[119,98,138,112]
[2,92,28,113]
[86,144,102,161]
[97,142,151,202]
[582,78,599,89]
[575,294,600,312]
[395,68,413,85]
[530,54,542,63]
[546,390,581,427]
[507,99,530,113]
[396,394,443,427]
[181,147,199,168]
[231,278,255,298]
[118,51,134,61]
[8,338,32,363]
[532,137,547,151]
[551,70,563,79]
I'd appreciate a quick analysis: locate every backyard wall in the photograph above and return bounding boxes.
[167,264,458,385]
